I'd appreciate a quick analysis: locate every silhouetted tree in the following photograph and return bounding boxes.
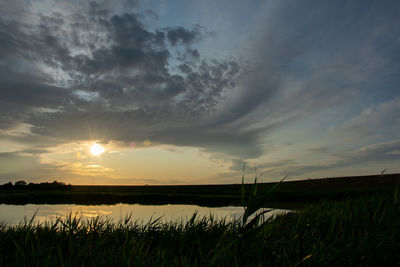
[1,181,13,189]
[15,180,27,186]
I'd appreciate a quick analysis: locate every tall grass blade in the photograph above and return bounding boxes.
[241,162,246,207]
[242,175,287,226]
[394,179,399,205]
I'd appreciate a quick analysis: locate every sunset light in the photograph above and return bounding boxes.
[90,143,104,156]
[1,0,400,264]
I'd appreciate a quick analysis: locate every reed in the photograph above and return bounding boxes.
[1,182,400,265]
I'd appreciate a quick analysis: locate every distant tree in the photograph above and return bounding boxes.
[16,180,71,190]
[15,180,27,186]
[2,181,13,189]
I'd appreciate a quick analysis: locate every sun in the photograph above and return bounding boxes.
[90,143,104,156]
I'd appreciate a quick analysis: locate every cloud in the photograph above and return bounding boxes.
[1,0,400,177]
[223,0,400,134]
[339,98,400,139]
[0,1,254,157]
[352,140,400,162]
[260,140,400,178]
[308,146,332,154]
[166,26,200,46]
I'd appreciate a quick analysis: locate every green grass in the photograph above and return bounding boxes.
[1,191,400,266]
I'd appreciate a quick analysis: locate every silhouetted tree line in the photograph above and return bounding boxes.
[1,180,72,190]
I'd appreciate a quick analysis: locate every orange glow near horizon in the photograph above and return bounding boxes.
[36,141,233,185]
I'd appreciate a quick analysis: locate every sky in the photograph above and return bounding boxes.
[1,0,400,185]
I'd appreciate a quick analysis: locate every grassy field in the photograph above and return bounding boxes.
[1,173,399,207]
[1,189,400,265]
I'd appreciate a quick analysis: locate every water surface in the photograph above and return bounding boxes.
[0,204,289,225]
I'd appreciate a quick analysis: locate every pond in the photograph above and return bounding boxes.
[0,203,290,225]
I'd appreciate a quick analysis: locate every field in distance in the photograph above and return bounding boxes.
[1,173,399,207]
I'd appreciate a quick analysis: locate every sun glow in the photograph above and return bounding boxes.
[90,143,104,156]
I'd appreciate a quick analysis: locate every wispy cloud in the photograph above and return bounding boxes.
[339,98,400,139]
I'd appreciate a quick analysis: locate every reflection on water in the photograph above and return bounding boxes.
[0,204,289,225]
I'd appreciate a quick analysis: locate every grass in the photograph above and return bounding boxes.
[1,188,400,265]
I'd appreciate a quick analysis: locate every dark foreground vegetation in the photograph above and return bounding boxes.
[1,190,400,265]
[1,173,399,207]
